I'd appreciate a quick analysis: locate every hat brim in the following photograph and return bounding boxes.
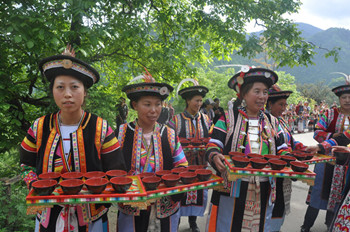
[228,68,278,91]
[178,86,209,99]
[268,90,293,99]
[332,85,350,97]
[122,82,174,102]
[39,55,100,88]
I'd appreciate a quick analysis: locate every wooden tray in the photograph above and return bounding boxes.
[182,145,207,151]
[145,174,223,202]
[26,176,146,207]
[301,154,336,165]
[224,156,316,186]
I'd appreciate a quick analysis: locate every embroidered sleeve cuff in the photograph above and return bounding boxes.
[20,164,38,189]
[206,148,221,168]
[326,132,333,140]
[318,144,326,154]
[344,130,350,140]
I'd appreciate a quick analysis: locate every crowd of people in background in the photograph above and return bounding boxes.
[279,100,335,134]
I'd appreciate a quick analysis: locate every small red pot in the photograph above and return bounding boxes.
[250,158,268,169]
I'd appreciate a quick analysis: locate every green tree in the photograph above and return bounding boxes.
[1,0,336,153]
[276,71,306,105]
[297,81,337,104]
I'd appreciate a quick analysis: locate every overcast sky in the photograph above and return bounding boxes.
[247,0,350,32]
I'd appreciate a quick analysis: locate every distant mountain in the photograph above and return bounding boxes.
[296,22,323,39]
[211,23,350,87]
[278,26,350,86]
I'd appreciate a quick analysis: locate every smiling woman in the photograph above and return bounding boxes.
[116,73,188,232]
[131,96,163,133]
[19,45,126,232]
[169,79,213,232]
[205,67,293,232]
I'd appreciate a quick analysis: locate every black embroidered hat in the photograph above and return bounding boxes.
[331,72,350,97]
[228,66,278,97]
[177,79,209,100]
[268,84,293,99]
[39,45,100,88]
[122,70,173,104]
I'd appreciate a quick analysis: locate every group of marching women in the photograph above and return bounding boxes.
[19,46,350,232]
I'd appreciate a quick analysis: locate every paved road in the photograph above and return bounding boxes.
[178,132,328,232]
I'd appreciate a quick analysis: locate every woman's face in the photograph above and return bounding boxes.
[53,75,86,114]
[270,98,288,117]
[132,96,162,127]
[242,82,268,116]
[186,95,203,114]
[339,93,350,112]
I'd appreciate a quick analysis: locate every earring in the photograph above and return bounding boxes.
[241,99,247,107]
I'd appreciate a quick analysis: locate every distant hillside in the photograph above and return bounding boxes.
[211,23,350,87]
[279,26,350,86]
[297,22,323,39]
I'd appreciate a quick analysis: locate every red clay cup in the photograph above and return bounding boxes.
[280,155,296,167]
[229,151,246,157]
[61,171,83,180]
[187,165,206,172]
[162,174,180,187]
[290,161,309,173]
[179,138,190,146]
[84,171,106,179]
[269,159,287,170]
[32,179,57,196]
[38,172,61,182]
[60,179,84,195]
[85,177,109,194]
[250,158,268,169]
[247,153,263,159]
[232,156,250,168]
[171,167,187,175]
[110,177,133,193]
[179,172,197,184]
[201,137,210,144]
[263,154,279,161]
[106,170,127,180]
[195,169,212,181]
[293,153,308,161]
[155,170,172,178]
[138,172,156,179]
[190,139,203,146]
[142,176,162,190]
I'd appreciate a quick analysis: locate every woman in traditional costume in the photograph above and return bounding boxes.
[327,145,350,232]
[116,72,188,232]
[303,75,350,232]
[168,79,213,232]
[200,98,215,122]
[20,45,126,232]
[267,85,307,231]
[205,66,287,232]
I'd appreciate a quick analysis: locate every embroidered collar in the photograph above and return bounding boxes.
[183,110,200,120]
[238,107,264,121]
[130,120,163,174]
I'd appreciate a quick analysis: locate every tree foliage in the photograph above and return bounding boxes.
[0,149,35,231]
[275,71,307,105]
[1,0,323,153]
[297,81,337,104]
